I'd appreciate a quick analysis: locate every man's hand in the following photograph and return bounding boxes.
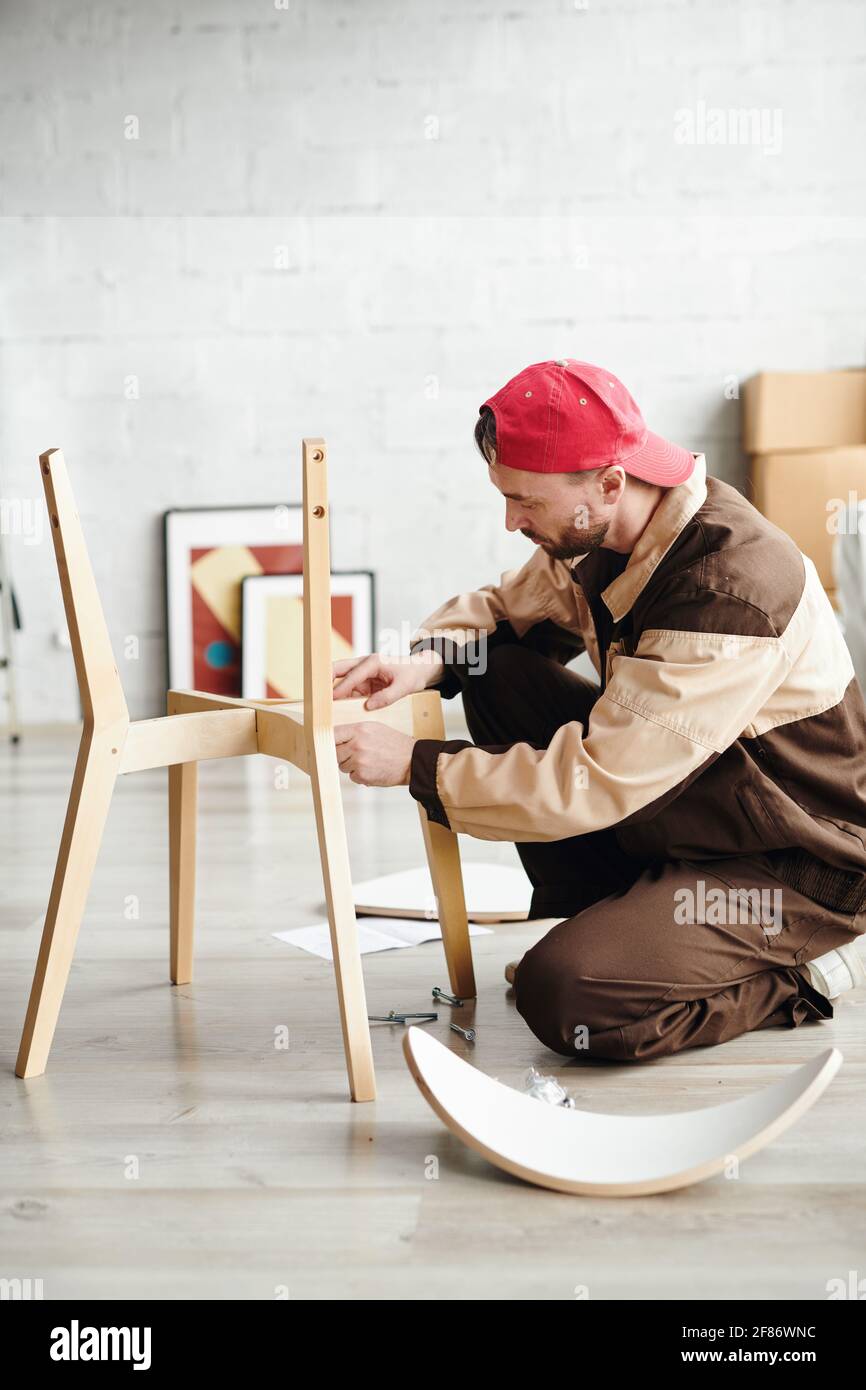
[332,649,444,710]
[334,722,416,787]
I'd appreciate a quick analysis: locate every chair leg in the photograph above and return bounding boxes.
[417,810,477,1000]
[307,731,376,1102]
[16,727,121,1078]
[168,758,197,985]
[412,693,476,1000]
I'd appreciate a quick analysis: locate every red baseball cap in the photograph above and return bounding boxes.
[481,359,695,486]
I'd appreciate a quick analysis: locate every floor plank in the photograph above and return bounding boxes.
[1,727,863,1300]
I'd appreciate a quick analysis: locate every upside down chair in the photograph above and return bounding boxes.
[16,439,475,1102]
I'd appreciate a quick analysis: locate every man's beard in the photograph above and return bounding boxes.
[521,519,610,562]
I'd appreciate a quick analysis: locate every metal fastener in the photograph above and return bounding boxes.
[432,987,463,1007]
[449,1022,476,1042]
[368,1011,438,1025]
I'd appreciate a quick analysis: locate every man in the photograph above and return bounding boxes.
[332,359,866,1061]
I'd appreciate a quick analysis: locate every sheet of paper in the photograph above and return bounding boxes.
[272,916,492,962]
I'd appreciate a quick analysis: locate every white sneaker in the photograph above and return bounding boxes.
[803,940,866,1001]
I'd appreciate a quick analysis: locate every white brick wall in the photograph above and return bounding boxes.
[1,0,865,720]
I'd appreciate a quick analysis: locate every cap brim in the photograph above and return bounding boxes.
[622,432,696,486]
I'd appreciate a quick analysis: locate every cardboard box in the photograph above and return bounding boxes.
[749,446,866,601]
[743,370,866,454]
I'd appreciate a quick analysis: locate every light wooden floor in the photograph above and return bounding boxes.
[1,726,864,1300]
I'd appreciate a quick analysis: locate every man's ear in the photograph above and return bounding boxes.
[599,465,627,506]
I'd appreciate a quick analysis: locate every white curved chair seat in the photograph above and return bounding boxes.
[402,1027,842,1197]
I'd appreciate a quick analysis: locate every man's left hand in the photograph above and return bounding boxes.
[334,722,415,787]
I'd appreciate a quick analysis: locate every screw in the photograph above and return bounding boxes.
[312,505,325,517]
[449,1022,476,1043]
[432,987,463,1007]
[368,1011,438,1025]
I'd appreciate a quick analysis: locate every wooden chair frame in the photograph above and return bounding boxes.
[15,439,474,1102]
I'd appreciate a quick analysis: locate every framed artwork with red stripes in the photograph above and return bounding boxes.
[164,503,305,695]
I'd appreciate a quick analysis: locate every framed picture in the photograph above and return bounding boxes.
[164,503,305,695]
[241,570,375,700]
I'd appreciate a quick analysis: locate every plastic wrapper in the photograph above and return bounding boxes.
[521,1065,576,1108]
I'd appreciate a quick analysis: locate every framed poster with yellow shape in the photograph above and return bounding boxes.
[240,571,375,700]
[164,503,305,696]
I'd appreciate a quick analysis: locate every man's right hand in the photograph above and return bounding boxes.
[331,649,445,710]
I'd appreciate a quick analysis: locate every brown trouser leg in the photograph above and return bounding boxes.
[455,641,863,1061]
[513,854,862,1060]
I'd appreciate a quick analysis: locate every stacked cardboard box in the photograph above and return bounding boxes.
[743,370,866,608]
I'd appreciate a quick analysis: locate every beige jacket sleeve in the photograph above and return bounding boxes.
[409,546,592,688]
[411,623,802,842]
